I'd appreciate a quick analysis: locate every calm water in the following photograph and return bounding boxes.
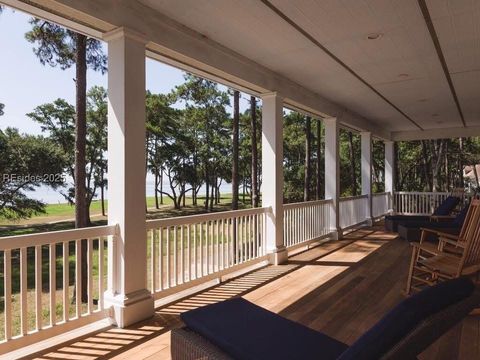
[26,177,232,204]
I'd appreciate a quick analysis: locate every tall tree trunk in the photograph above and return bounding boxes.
[316,120,322,199]
[232,90,240,211]
[205,168,209,211]
[431,140,445,192]
[421,140,432,191]
[250,96,259,207]
[445,141,450,191]
[160,169,164,205]
[100,168,106,216]
[192,147,198,205]
[348,131,357,196]
[75,33,88,303]
[154,170,159,209]
[394,142,400,191]
[209,176,215,211]
[242,179,246,204]
[459,138,464,188]
[216,179,221,203]
[304,116,312,201]
[182,183,186,207]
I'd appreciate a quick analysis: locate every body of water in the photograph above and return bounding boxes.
[26,177,233,204]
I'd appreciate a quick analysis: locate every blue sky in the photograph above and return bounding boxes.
[0,6,255,203]
[0,6,251,136]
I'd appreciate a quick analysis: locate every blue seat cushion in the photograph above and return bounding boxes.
[384,215,430,232]
[181,297,348,360]
[432,196,460,216]
[400,203,468,230]
[337,277,475,360]
[385,215,429,222]
[398,223,460,242]
[452,203,469,227]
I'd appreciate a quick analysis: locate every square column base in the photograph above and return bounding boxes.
[104,289,154,328]
[268,246,288,265]
[330,228,343,240]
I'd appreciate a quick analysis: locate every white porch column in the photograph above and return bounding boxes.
[261,92,287,265]
[104,28,154,327]
[324,117,341,239]
[361,132,373,225]
[385,140,395,212]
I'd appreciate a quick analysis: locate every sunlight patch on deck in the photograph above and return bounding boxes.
[319,240,386,264]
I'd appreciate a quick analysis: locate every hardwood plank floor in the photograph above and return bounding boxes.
[22,223,480,360]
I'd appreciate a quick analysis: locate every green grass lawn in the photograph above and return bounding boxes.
[0,194,249,224]
[0,215,258,338]
[0,190,259,337]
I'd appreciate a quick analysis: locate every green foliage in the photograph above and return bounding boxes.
[283,111,308,202]
[283,111,325,202]
[26,87,108,206]
[146,91,192,208]
[339,129,360,196]
[25,19,106,73]
[0,128,65,219]
[372,139,385,192]
[174,74,231,210]
[239,100,262,200]
[0,103,4,116]
[396,138,480,193]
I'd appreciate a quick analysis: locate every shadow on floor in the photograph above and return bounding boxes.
[23,223,406,360]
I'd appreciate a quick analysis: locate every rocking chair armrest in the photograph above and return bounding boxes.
[420,227,460,241]
[434,230,460,241]
[419,227,442,236]
[439,236,465,248]
[410,241,440,255]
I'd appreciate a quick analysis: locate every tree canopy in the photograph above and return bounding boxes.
[0,128,65,219]
[26,87,108,213]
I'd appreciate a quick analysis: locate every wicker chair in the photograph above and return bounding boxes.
[406,199,480,294]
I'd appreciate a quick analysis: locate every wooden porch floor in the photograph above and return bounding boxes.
[23,223,480,360]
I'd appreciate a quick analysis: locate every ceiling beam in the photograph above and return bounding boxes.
[261,0,423,131]
[3,0,391,140]
[418,0,466,127]
[392,126,480,141]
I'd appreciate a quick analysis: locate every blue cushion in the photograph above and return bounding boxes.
[452,203,469,227]
[337,277,475,360]
[384,215,430,232]
[181,297,348,360]
[433,196,460,216]
[385,215,429,222]
[402,221,456,229]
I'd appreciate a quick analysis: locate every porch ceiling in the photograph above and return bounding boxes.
[138,0,479,134]
[4,0,480,140]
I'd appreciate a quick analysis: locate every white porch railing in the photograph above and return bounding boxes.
[2,190,450,353]
[0,225,116,353]
[283,199,333,248]
[145,207,269,300]
[372,192,391,218]
[339,194,369,229]
[393,191,449,215]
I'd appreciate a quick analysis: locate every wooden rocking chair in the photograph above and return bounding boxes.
[406,198,480,294]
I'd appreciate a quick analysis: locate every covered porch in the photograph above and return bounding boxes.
[1,0,480,358]
[18,223,480,360]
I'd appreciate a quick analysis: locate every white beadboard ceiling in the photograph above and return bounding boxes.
[139,0,479,133]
